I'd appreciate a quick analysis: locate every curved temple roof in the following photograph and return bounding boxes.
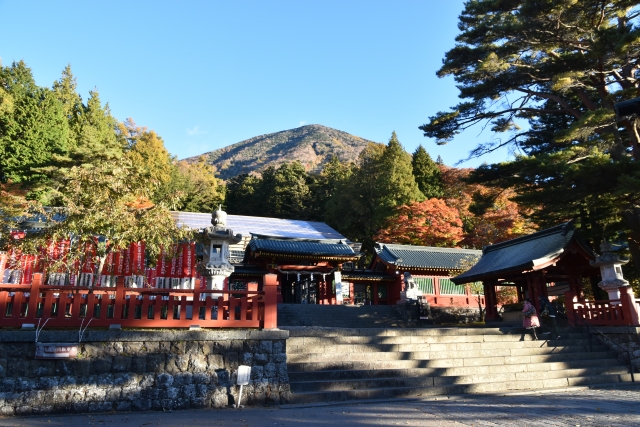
[452,221,595,284]
[375,243,482,272]
[249,237,356,258]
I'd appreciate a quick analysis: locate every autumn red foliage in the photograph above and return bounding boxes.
[374,198,464,247]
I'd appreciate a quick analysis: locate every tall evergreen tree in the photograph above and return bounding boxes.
[52,65,82,147]
[421,0,640,283]
[412,145,443,199]
[0,61,69,185]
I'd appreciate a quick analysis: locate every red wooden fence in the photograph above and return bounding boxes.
[0,273,279,329]
[565,287,640,327]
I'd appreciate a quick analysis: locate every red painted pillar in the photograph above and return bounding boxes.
[564,291,577,326]
[263,273,278,329]
[619,286,640,326]
[483,280,498,321]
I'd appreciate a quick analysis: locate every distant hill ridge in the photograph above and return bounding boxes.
[183,124,378,180]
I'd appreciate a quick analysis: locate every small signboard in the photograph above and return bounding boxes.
[237,365,251,385]
[35,343,78,359]
[335,282,343,304]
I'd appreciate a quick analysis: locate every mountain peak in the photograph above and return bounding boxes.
[184,125,379,180]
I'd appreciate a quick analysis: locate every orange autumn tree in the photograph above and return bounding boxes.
[374,198,464,247]
[440,166,535,248]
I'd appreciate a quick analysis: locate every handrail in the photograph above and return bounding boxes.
[559,308,636,382]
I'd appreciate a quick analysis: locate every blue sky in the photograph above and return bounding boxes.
[0,0,514,168]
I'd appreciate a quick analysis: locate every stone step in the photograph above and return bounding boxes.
[286,345,608,363]
[286,373,633,404]
[290,366,631,392]
[288,358,625,381]
[287,338,596,354]
[287,350,618,372]
[283,327,581,339]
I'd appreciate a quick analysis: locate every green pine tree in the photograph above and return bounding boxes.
[412,145,443,199]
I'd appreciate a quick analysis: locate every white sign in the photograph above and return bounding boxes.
[237,365,251,385]
[336,282,343,304]
[35,343,78,359]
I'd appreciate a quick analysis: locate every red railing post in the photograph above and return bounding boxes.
[564,291,577,326]
[113,276,126,321]
[25,273,43,322]
[263,274,278,329]
[619,286,640,326]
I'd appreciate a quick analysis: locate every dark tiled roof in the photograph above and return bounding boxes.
[375,243,481,271]
[453,221,594,284]
[249,237,356,257]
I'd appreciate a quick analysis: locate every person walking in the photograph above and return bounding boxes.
[522,298,540,340]
[538,295,561,340]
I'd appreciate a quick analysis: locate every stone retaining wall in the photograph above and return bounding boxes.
[0,329,290,416]
[593,326,640,372]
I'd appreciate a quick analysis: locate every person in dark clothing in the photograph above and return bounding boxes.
[538,296,561,339]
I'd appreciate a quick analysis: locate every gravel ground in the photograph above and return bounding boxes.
[1,385,639,427]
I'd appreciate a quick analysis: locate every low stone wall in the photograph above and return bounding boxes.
[592,326,640,372]
[0,329,290,416]
[394,303,482,325]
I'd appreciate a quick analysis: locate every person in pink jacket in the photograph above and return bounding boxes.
[522,298,540,340]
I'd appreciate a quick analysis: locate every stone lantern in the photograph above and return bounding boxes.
[199,207,242,298]
[590,240,630,301]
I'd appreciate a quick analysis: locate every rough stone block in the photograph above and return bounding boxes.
[250,366,264,381]
[173,373,193,387]
[59,375,76,387]
[85,387,106,402]
[131,398,152,411]
[259,341,273,354]
[241,352,254,365]
[90,358,112,375]
[115,401,132,412]
[0,379,15,392]
[273,341,285,354]
[105,388,122,401]
[272,353,286,364]
[112,356,132,372]
[185,341,200,355]
[207,354,224,370]
[263,363,276,379]
[189,354,207,373]
[146,354,165,373]
[15,405,33,416]
[229,340,243,353]
[7,359,30,377]
[88,401,113,412]
[131,356,146,374]
[74,360,92,377]
[253,353,268,366]
[0,405,15,416]
[275,363,288,381]
[170,341,186,355]
[156,373,174,389]
[15,378,37,392]
[38,376,59,390]
[166,354,189,373]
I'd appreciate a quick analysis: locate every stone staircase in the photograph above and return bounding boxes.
[278,303,412,328]
[284,327,633,404]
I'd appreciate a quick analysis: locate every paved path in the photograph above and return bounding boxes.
[1,385,639,427]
